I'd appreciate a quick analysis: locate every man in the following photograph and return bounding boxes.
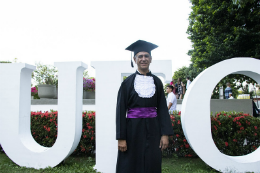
[225,82,232,99]
[186,77,191,90]
[166,85,177,114]
[116,40,173,173]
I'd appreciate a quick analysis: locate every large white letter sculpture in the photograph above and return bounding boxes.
[0,62,87,169]
[91,60,172,173]
[182,58,260,172]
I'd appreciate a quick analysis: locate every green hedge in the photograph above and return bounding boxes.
[168,111,260,157]
[2,110,259,158]
[211,112,260,156]
[31,110,95,156]
[167,111,197,157]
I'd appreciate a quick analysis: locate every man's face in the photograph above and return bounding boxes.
[166,87,171,94]
[134,51,152,71]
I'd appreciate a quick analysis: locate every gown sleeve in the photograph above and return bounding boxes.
[156,78,174,136]
[116,82,128,140]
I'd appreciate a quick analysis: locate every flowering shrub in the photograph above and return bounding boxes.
[30,110,95,156]
[167,111,197,157]
[83,78,95,91]
[31,111,57,147]
[211,112,260,156]
[77,111,95,155]
[5,110,253,158]
[167,111,260,157]
[31,87,38,96]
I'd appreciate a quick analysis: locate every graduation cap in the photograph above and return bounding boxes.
[125,40,158,67]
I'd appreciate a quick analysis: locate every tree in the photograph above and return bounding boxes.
[184,63,203,81]
[187,0,260,98]
[173,66,188,84]
[187,0,260,69]
[233,0,257,7]
[172,64,203,84]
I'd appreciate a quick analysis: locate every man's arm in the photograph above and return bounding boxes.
[167,94,173,110]
[116,82,128,152]
[154,76,174,150]
[159,135,169,151]
[156,78,174,136]
[118,140,127,152]
[168,102,173,110]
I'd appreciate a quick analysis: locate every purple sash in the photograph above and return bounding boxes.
[127,107,157,118]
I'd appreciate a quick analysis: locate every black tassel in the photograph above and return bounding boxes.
[131,52,134,68]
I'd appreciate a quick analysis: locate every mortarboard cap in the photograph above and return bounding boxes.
[125,40,158,67]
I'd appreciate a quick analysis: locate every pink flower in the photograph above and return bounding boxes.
[31,87,38,96]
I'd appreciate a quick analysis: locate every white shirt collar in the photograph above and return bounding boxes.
[137,69,151,75]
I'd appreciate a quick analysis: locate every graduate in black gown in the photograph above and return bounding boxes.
[116,40,173,173]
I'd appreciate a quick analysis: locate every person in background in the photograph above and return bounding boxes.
[225,82,232,99]
[186,77,191,90]
[169,78,177,97]
[252,99,260,117]
[182,83,186,95]
[177,78,184,99]
[166,85,177,114]
[228,93,234,99]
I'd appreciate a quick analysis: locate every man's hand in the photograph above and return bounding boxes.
[118,140,127,152]
[159,135,169,151]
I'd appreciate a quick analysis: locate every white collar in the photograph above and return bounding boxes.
[137,69,151,75]
[134,73,155,98]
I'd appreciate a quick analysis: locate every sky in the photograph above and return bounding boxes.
[0,0,192,77]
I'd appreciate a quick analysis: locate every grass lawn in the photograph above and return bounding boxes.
[0,153,97,173]
[0,152,219,173]
[162,157,218,173]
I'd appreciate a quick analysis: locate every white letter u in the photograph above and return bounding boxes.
[0,62,87,169]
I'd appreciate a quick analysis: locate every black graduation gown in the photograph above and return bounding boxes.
[116,71,173,173]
